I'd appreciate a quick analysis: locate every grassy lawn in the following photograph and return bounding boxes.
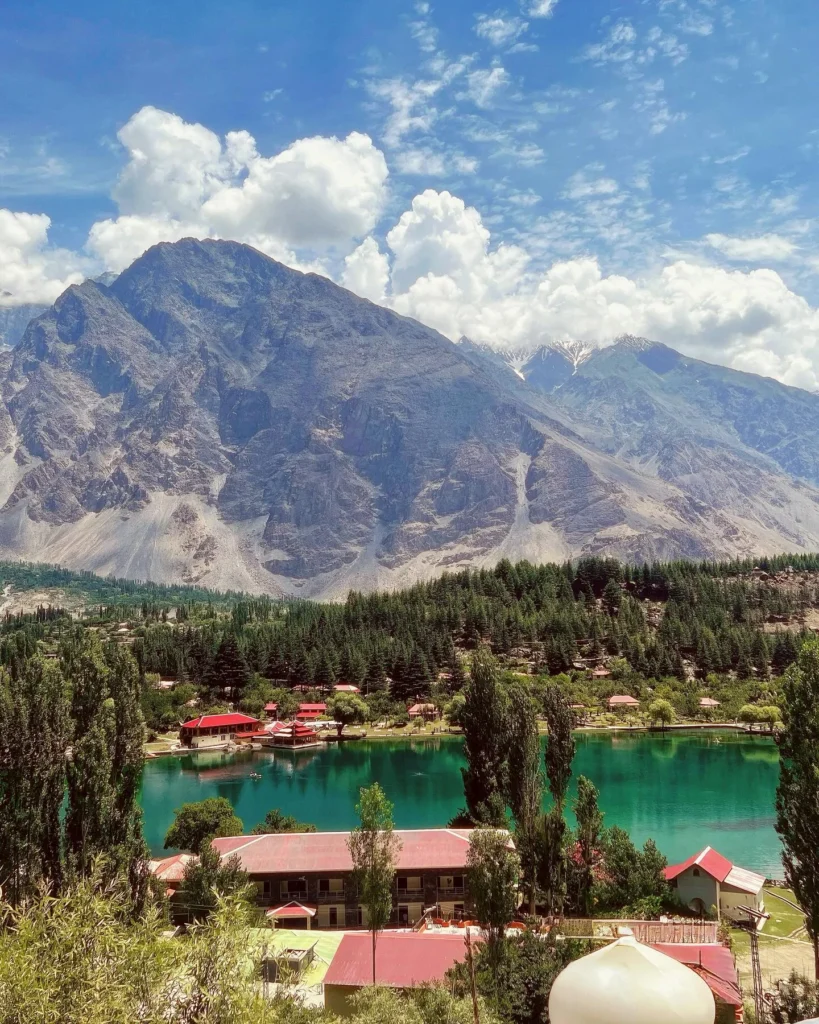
[763,888,808,939]
[731,888,812,991]
[144,732,180,753]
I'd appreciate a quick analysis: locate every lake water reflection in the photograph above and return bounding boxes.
[140,729,781,873]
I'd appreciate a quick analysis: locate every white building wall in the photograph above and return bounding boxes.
[673,867,720,915]
[720,886,765,923]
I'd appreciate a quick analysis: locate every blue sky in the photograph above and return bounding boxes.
[3,0,819,387]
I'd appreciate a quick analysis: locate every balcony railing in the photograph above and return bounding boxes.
[279,891,309,903]
[437,886,466,899]
[395,888,425,901]
[317,890,346,903]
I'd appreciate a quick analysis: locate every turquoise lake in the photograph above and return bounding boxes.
[140,730,782,874]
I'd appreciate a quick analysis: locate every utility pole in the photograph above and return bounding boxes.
[464,928,481,1024]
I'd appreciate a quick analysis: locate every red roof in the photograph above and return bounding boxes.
[180,713,261,730]
[261,720,319,738]
[264,702,278,711]
[651,945,742,1007]
[334,684,360,693]
[408,703,436,714]
[699,697,720,707]
[148,853,194,883]
[212,828,503,874]
[324,933,469,989]
[664,846,733,883]
[608,695,640,706]
[265,901,317,919]
[298,703,327,711]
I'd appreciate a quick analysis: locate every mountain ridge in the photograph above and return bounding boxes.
[1,238,819,596]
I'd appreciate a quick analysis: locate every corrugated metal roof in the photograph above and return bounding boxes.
[651,944,742,1007]
[724,864,766,894]
[324,933,469,989]
[212,828,500,874]
[664,846,733,883]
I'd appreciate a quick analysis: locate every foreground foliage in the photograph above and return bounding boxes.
[0,875,497,1024]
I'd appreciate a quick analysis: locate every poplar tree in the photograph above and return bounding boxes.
[574,776,604,917]
[63,634,147,897]
[506,682,543,914]
[459,649,509,826]
[0,658,69,904]
[540,686,576,914]
[64,636,116,879]
[348,783,402,984]
[776,638,819,980]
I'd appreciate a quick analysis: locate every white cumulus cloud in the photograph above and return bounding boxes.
[0,210,87,306]
[87,106,389,272]
[362,189,819,391]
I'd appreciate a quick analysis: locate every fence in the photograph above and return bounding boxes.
[557,918,719,944]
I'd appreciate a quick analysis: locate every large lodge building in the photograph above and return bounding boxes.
[158,828,493,928]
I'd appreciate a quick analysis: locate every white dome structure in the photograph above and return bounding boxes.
[549,935,715,1024]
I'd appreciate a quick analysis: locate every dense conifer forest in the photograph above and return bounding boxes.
[2,553,819,729]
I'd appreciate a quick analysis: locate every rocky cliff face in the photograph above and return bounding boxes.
[2,239,819,597]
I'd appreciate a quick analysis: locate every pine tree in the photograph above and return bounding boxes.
[205,632,251,701]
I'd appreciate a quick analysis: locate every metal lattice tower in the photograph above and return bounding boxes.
[738,905,769,1024]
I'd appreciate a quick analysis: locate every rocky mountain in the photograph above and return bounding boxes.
[2,238,819,597]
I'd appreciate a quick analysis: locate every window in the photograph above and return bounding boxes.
[262,880,273,898]
[692,868,700,877]
[329,907,338,928]
[318,878,329,892]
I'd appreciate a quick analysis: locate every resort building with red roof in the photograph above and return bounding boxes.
[178,712,262,749]
[296,703,327,720]
[664,846,766,922]
[210,828,508,930]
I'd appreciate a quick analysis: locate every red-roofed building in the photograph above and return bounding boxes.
[607,694,640,710]
[211,828,510,929]
[263,702,279,719]
[179,713,262,749]
[297,703,327,720]
[333,684,360,693]
[259,719,322,749]
[323,933,470,1014]
[651,944,742,1021]
[664,846,766,922]
[408,703,438,720]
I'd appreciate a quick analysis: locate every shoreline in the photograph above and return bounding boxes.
[143,720,772,758]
